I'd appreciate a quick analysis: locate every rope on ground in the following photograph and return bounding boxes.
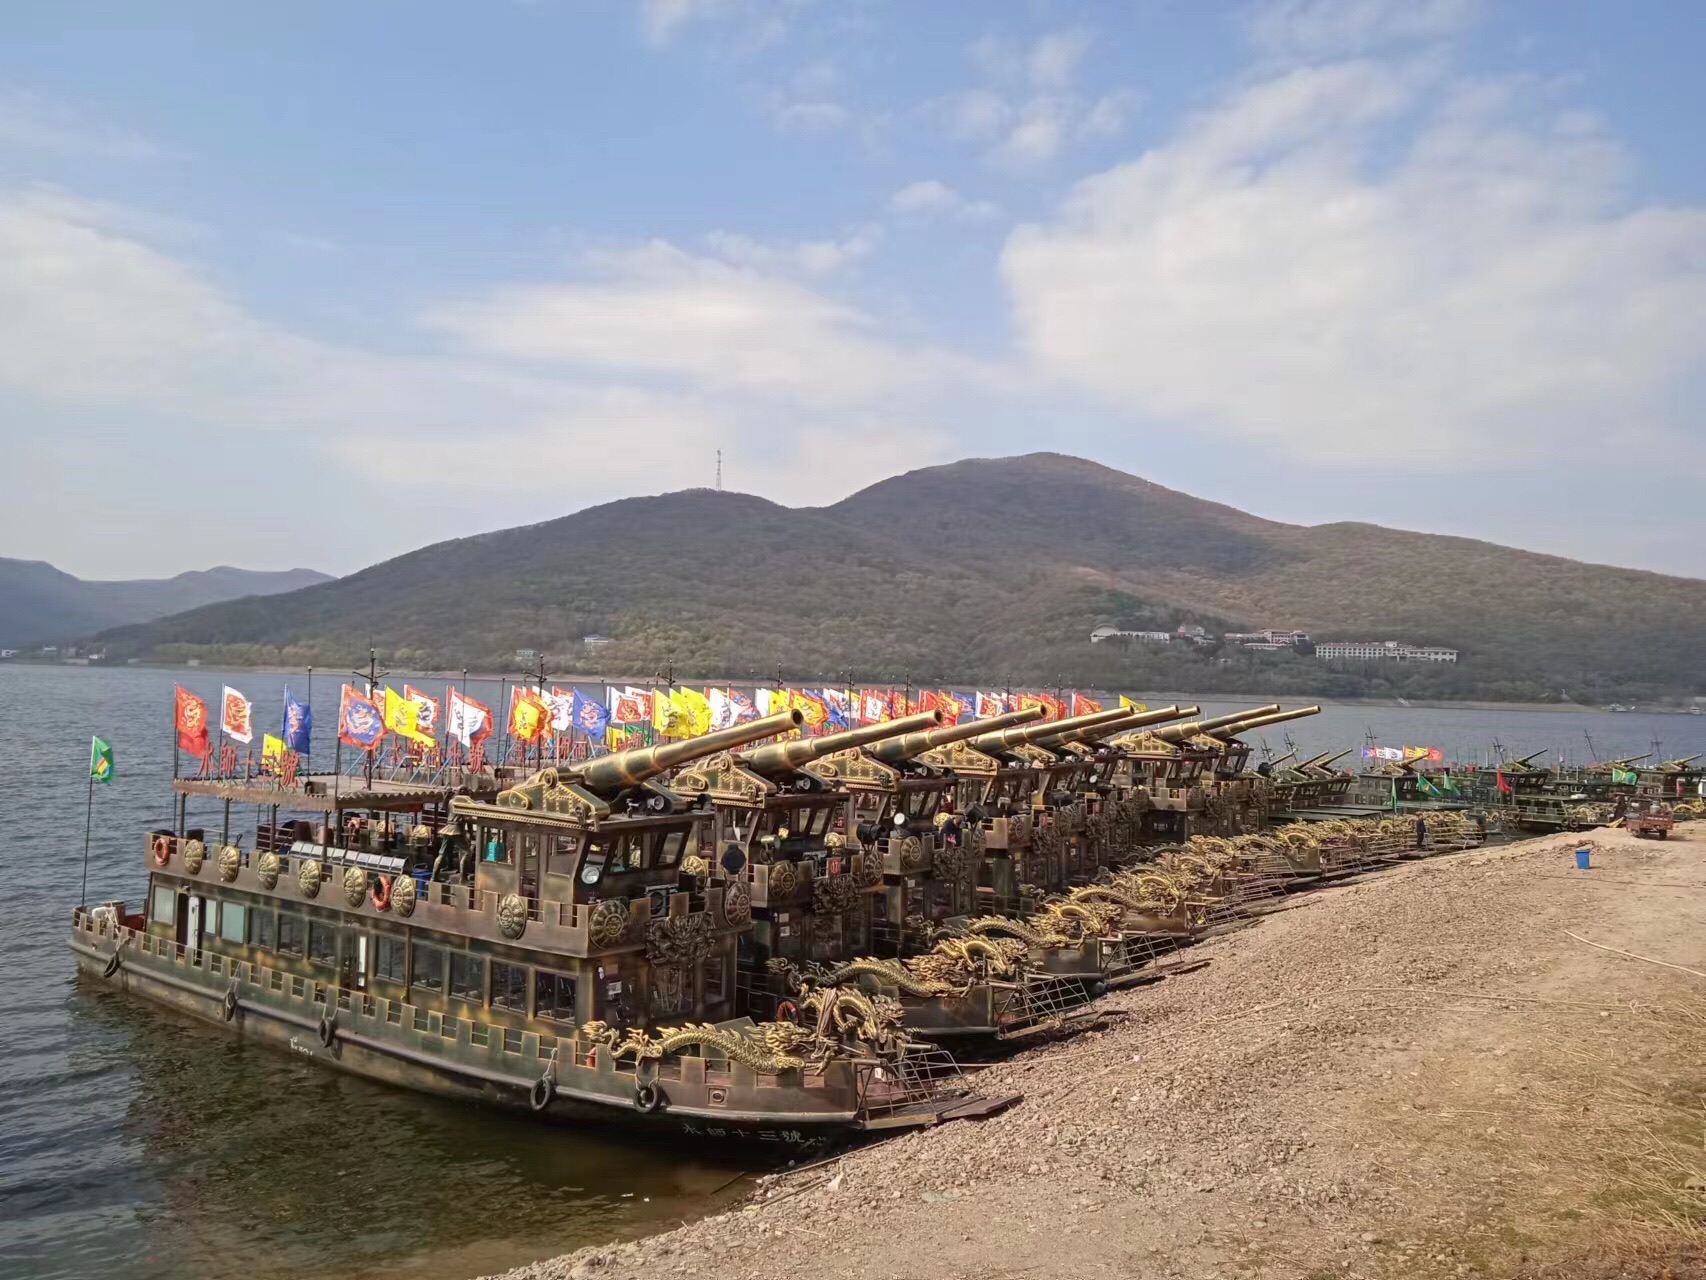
[1562,931,1706,980]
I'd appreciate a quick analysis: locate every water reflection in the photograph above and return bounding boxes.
[12,984,750,1280]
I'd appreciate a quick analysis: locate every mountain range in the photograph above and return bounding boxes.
[1,559,333,647]
[86,454,1706,702]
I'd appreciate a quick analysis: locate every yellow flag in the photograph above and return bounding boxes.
[652,689,682,735]
[261,734,286,769]
[676,686,712,735]
[1118,695,1148,712]
[385,687,435,744]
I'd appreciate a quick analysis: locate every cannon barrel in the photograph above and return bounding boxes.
[1511,749,1549,769]
[575,710,801,792]
[1206,705,1322,739]
[1024,705,1154,745]
[971,706,1133,754]
[866,706,1045,762]
[1146,704,1283,745]
[1665,754,1702,769]
[741,710,941,774]
[1049,704,1197,747]
[1309,748,1353,774]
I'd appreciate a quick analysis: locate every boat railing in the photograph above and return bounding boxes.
[141,833,743,954]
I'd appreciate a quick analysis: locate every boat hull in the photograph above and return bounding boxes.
[69,924,890,1150]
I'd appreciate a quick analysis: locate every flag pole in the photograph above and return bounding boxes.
[80,769,95,908]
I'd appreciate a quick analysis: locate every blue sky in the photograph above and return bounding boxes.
[2,0,1703,580]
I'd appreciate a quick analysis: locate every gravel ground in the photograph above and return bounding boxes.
[478,824,1706,1280]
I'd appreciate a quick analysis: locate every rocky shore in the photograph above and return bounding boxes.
[480,825,1706,1280]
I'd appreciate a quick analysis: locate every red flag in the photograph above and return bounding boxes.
[1070,692,1102,717]
[174,685,211,758]
[339,684,386,751]
[1495,769,1512,795]
[918,690,942,714]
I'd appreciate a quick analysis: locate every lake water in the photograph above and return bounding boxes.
[3,663,1704,1280]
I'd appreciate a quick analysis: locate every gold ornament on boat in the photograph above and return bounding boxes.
[497,893,528,939]
[182,839,205,875]
[257,851,280,890]
[298,859,322,898]
[391,874,417,918]
[218,845,241,883]
[343,865,368,907]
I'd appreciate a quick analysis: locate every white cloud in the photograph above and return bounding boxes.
[1001,53,1706,465]
[927,28,1130,165]
[887,180,999,222]
[769,99,850,132]
[922,89,1013,143]
[0,89,159,161]
[1246,0,1477,59]
[0,186,991,574]
[1028,28,1094,91]
[704,225,878,275]
[422,240,984,410]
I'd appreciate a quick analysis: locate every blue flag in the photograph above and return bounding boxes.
[950,692,977,723]
[570,689,610,737]
[282,687,313,755]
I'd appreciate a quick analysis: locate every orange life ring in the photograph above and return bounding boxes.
[369,874,392,911]
[776,1000,799,1023]
[151,834,171,866]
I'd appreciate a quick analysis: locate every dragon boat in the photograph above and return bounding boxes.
[69,710,997,1146]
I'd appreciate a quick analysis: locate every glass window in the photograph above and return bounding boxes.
[151,886,177,927]
[277,914,306,956]
[579,843,607,885]
[374,935,405,982]
[606,837,630,874]
[491,961,528,1012]
[481,826,510,864]
[548,834,579,875]
[219,902,246,944]
[249,908,276,950]
[534,970,577,1023]
[705,956,727,1002]
[308,922,339,968]
[411,943,445,992]
[449,952,485,1001]
[656,830,685,868]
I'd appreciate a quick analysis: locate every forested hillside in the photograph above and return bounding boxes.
[94,454,1706,702]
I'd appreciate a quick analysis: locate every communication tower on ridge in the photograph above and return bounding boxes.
[716,449,723,492]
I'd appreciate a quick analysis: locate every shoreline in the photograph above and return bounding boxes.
[472,821,1706,1280]
[6,660,1702,716]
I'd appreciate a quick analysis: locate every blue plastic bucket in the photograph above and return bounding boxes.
[1575,848,1591,870]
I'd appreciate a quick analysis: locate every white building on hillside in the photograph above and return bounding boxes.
[1090,626,1173,644]
[1316,640,1458,663]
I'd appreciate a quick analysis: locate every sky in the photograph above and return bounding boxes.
[2,0,1704,581]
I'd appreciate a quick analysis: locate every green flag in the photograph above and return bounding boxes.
[1611,766,1638,786]
[1441,773,1460,795]
[1416,774,1441,798]
[89,735,114,783]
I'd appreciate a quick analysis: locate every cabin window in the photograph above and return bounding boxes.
[548,834,579,876]
[449,953,485,1002]
[308,921,339,968]
[517,833,540,866]
[491,961,528,1012]
[374,935,405,983]
[151,885,177,927]
[481,825,511,864]
[277,914,306,956]
[411,943,446,993]
[579,843,607,885]
[656,830,685,868]
[219,902,246,944]
[605,837,631,875]
[534,970,578,1023]
[705,956,727,1003]
[249,909,275,950]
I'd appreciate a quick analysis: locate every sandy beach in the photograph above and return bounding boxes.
[478,822,1706,1280]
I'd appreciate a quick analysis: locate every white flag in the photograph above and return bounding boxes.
[548,690,575,733]
[446,688,489,747]
[709,687,735,731]
[220,686,254,744]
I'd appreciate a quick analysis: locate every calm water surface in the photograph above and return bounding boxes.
[3,664,1703,1280]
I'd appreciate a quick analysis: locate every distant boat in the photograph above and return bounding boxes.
[1396,697,1411,707]
[1607,704,1630,713]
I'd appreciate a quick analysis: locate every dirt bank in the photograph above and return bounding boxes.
[481,825,1706,1280]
